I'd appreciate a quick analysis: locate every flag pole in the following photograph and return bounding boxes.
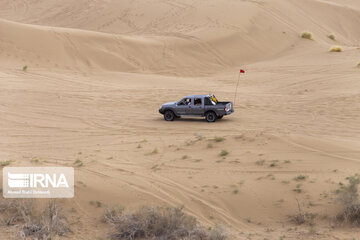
[234,69,244,107]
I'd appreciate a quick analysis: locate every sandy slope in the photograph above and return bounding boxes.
[0,0,360,239]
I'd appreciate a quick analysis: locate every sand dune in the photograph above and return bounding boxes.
[0,0,360,239]
[1,0,360,76]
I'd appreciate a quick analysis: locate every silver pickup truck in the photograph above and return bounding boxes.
[159,94,234,122]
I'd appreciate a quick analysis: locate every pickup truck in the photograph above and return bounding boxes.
[159,94,234,122]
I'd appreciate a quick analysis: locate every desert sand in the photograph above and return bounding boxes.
[0,0,360,239]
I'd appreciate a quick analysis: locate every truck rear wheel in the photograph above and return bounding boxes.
[205,111,217,122]
[164,110,175,121]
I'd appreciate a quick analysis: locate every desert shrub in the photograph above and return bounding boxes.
[357,62,360,68]
[294,175,307,181]
[300,31,313,40]
[23,65,28,71]
[336,175,360,225]
[213,137,225,142]
[290,199,315,226]
[328,34,336,40]
[74,159,83,167]
[151,147,159,154]
[329,46,342,52]
[0,199,34,226]
[0,200,70,239]
[0,160,11,167]
[104,206,228,240]
[219,150,229,157]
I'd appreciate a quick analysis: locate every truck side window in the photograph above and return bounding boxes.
[178,98,190,106]
[194,98,202,106]
[204,97,213,106]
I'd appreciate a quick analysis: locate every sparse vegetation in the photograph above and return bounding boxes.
[207,143,213,148]
[336,175,360,225]
[294,175,307,181]
[213,136,225,142]
[23,65,28,71]
[357,62,360,68]
[0,200,70,239]
[328,34,336,40]
[151,147,158,154]
[291,199,315,226]
[269,163,277,167]
[182,155,188,159]
[31,158,40,163]
[0,160,11,167]
[329,46,342,52]
[151,164,161,171]
[293,184,302,193]
[219,150,229,157]
[104,206,228,240]
[300,31,313,40]
[74,159,83,167]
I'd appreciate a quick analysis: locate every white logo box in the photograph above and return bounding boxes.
[3,167,74,198]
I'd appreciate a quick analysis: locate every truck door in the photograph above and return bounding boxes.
[190,97,204,116]
[176,98,191,115]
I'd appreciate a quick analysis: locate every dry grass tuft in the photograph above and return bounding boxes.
[0,200,71,239]
[300,31,313,40]
[357,62,360,68]
[0,160,12,167]
[328,34,336,40]
[213,136,225,142]
[290,199,315,226]
[151,147,159,154]
[104,206,228,240]
[329,46,342,52]
[219,150,229,157]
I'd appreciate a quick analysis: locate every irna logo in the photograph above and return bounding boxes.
[8,173,69,188]
[3,167,74,198]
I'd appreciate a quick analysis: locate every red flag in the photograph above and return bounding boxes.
[240,69,245,73]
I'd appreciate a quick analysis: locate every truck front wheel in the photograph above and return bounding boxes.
[164,110,175,121]
[205,111,217,122]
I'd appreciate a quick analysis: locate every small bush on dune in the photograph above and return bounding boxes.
[213,136,225,142]
[329,46,342,52]
[357,62,360,68]
[0,160,11,167]
[219,150,229,157]
[0,200,70,239]
[0,199,34,226]
[104,206,228,240]
[290,199,315,226]
[22,65,28,71]
[151,147,159,154]
[336,175,360,225]
[300,31,313,40]
[328,34,336,40]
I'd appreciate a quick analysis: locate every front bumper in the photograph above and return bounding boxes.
[159,108,164,114]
